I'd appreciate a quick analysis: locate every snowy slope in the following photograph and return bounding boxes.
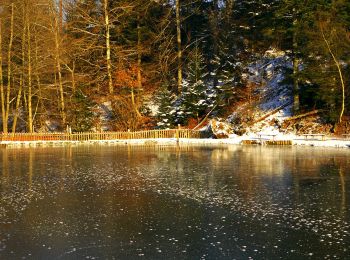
[227,49,293,136]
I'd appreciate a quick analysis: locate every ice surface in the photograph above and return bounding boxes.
[0,145,349,259]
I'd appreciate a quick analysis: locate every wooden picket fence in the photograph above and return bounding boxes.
[0,129,204,142]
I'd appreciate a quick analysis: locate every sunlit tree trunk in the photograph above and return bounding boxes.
[12,77,23,133]
[133,17,142,117]
[27,10,33,133]
[59,0,63,33]
[176,0,182,95]
[34,34,43,113]
[50,2,66,126]
[55,33,66,126]
[71,62,76,95]
[65,62,76,95]
[3,4,15,133]
[104,0,113,94]
[0,19,5,132]
[13,6,28,133]
[137,20,142,91]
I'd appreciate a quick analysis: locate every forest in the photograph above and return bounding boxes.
[0,0,349,133]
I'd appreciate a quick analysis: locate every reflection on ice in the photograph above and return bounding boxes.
[0,145,349,259]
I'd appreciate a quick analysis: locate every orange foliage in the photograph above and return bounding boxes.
[187,118,199,129]
[114,65,141,89]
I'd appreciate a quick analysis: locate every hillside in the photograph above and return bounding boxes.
[212,50,349,138]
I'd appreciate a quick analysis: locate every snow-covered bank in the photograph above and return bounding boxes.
[222,49,349,139]
[1,136,350,148]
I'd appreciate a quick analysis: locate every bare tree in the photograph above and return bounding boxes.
[1,3,15,133]
[11,3,26,133]
[320,25,346,123]
[50,1,66,126]
[26,2,34,132]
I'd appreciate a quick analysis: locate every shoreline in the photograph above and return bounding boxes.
[1,137,350,148]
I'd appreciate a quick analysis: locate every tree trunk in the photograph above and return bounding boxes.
[51,2,66,126]
[59,0,63,33]
[212,0,219,88]
[4,4,15,133]
[34,34,44,113]
[13,5,27,133]
[27,13,33,133]
[64,62,76,95]
[284,109,323,121]
[292,55,300,114]
[132,18,142,118]
[104,0,113,95]
[55,41,66,126]
[0,19,5,133]
[292,15,300,115]
[71,61,76,94]
[225,0,234,22]
[176,0,182,95]
[12,76,23,133]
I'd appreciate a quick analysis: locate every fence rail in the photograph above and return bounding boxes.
[0,129,204,142]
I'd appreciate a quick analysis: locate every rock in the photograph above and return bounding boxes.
[45,120,61,132]
[210,119,233,139]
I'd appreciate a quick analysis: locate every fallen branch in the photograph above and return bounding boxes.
[284,109,323,121]
[253,102,292,124]
[193,104,217,130]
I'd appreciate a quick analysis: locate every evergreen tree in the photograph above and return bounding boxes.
[178,45,209,123]
[273,0,312,115]
[68,91,95,132]
[156,85,176,129]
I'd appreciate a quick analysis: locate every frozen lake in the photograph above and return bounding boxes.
[0,145,349,259]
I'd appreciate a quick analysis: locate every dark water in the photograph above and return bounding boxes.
[0,144,349,259]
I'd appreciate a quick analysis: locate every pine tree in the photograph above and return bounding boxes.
[68,91,95,132]
[273,0,309,115]
[182,46,208,121]
[156,86,176,129]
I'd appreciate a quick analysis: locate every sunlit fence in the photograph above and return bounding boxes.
[0,129,204,142]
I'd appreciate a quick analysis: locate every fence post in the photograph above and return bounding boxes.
[176,124,181,143]
[68,126,72,141]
